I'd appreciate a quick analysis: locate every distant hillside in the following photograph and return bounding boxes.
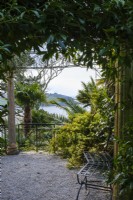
[45,93,75,106]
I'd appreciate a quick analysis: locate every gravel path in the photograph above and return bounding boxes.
[1,151,112,200]
[1,151,81,200]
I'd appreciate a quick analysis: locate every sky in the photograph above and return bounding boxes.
[46,67,99,97]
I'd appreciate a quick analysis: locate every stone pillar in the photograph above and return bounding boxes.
[7,74,19,155]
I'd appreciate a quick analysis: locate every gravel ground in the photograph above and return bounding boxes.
[1,151,81,200]
[1,151,112,200]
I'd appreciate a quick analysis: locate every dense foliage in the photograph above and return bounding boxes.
[32,109,68,124]
[1,0,133,70]
[107,121,133,199]
[50,80,114,168]
[50,111,113,168]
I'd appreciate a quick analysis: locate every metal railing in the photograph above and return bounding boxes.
[0,123,63,153]
[17,123,63,152]
[0,125,8,153]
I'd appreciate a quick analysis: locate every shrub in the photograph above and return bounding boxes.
[107,124,133,199]
[50,112,112,168]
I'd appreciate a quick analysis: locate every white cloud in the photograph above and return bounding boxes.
[47,67,98,97]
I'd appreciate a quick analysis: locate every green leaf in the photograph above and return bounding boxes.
[79,18,85,24]
[47,35,54,44]
[0,54,2,60]
[99,48,107,56]
[0,137,5,143]
[60,34,67,41]
[3,48,10,53]
[31,10,40,18]
[0,12,4,18]
[94,4,101,12]
[58,40,66,50]
[3,44,11,48]
[20,11,26,19]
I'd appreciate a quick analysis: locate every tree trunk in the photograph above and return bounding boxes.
[24,104,32,137]
[7,74,19,155]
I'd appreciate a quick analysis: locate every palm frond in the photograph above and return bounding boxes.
[49,98,86,116]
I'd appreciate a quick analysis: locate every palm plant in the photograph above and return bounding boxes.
[76,78,98,110]
[76,78,114,150]
[50,98,86,118]
[15,82,46,136]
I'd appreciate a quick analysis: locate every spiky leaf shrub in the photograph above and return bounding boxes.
[50,112,111,168]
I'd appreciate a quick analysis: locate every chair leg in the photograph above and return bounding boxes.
[76,182,84,200]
